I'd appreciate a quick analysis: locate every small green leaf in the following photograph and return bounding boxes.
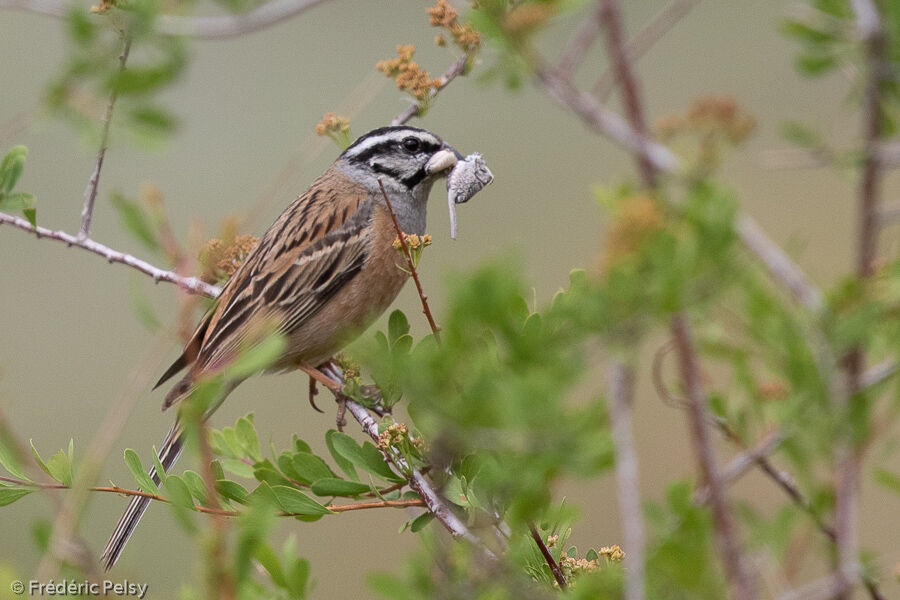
[409,511,433,532]
[329,432,402,482]
[291,452,336,483]
[388,309,410,342]
[182,470,209,505]
[216,479,249,504]
[31,442,73,487]
[124,449,160,495]
[23,207,36,227]
[163,475,196,531]
[0,192,34,211]
[253,543,286,588]
[310,478,371,497]
[235,416,261,462]
[325,429,358,481]
[0,145,27,193]
[796,52,837,76]
[0,437,30,482]
[286,557,311,597]
[0,487,33,506]
[111,191,160,251]
[873,468,900,495]
[270,485,333,515]
[220,457,256,479]
[151,446,168,485]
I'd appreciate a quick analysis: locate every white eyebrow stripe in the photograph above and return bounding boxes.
[344,130,441,158]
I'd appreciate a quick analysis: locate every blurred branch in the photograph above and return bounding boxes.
[593,0,700,102]
[391,53,470,126]
[605,361,644,600]
[0,211,220,297]
[671,315,755,600]
[556,2,602,79]
[79,33,131,241]
[735,215,824,312]
[0,0,333,39]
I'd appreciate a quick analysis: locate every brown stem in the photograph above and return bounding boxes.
[529,524,567,589]
[391,53,470,126]
[377,178,441,341]
[671,314,755,600]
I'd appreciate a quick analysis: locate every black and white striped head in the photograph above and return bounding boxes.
[338,126,461,198]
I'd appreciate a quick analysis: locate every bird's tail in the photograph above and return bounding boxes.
[100,423,184,571]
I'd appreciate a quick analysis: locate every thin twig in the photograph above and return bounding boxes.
[735,215,825,312]
[0,211,220,297]
[79,33,131,241]
[671,314,755,600]
[605,361,644,600]
[529,524,567,589]
[0,475,425,516]
[377,178,441,340]
[556,4,603,79]
[593,0,700,101]
[391,53,470,126]
[0,0,334,39]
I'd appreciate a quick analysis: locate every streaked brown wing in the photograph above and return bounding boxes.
[156,167,369,387]
[197,201,374,370]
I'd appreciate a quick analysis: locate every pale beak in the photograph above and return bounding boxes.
[425,145,462,175]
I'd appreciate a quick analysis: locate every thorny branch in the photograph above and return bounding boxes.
[0,211,220,297]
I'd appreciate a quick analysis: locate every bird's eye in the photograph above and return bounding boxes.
[402,137,421,153]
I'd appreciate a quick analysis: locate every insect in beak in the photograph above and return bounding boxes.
[425,146,461,175]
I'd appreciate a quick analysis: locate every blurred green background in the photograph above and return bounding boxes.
[0,0,897,597]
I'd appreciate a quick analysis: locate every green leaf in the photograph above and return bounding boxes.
[796,52,837,76]
[225,334,287,380]
[182,470,209,505]
[216,479,249,504]
[0,437,30,482]
[780,19,837,44]
[253,542,286,588]
[873,468,900,495]
[124,449,160,495]
[286,556,311,597]
[329,432,403,482]
[30,441,73,486]
[235,416,261,462]
[0,192,34,211]
[310,478,371,497]
[781,121,822,148]
[291,452,336,483]
[0,487,33,506]
[111,191,160,251]
[325,429,358,481]
[409,511,433,532]
[388,309,410,342]
[151,446,168,485]
[129,105,179,135]
[0,145,27,193]
[163,475,196,531]
[269,485,333,515]
[22,207,36,227]
[220,457,256,479]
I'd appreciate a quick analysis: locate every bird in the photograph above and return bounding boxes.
[101,125,464,570]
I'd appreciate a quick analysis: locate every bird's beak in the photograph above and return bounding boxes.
[425,144,462,175]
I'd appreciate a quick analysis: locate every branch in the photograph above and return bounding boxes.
[593,0,700,101]
[79,33,131,241]
[0,0,333,39]
[529,524,567,589]
[605,361,645,600]
[735,215,825,312]
[0,475,425,516]
[391,53,470,127]
[0,211,220,298]
[377,178,441,340]
[556,3,603,79]
[671,314,755,600]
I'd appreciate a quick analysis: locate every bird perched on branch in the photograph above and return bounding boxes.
[101,126,464,569]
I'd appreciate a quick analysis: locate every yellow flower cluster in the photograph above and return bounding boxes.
[427,0,481,53]
[377,45,441,101]
[377,423,425,452]
[315,112,352,148]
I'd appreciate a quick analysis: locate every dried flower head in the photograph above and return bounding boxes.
[599,545,625,562]
[199,233,259,284]
[377,45,441,101]
[600,194,664,272]
[502,3,555,35]
[428,0,481,53]
[315,112,352,149]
